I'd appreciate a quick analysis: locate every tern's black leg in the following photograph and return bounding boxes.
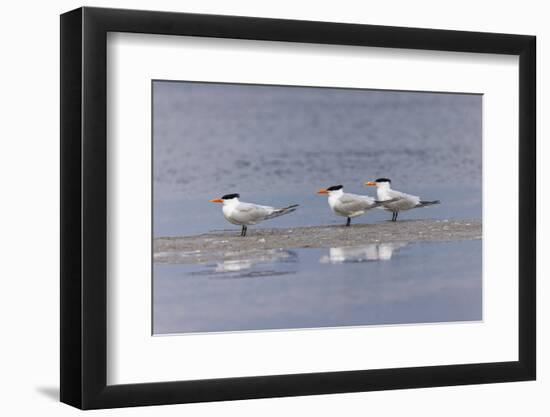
[240,225,245,236]
[395,212,399,221]
[242,225,247,237]
[391,212,396,222]
[346,217,351,227]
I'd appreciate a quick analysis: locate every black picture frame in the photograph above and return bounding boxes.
[60,6,536,410]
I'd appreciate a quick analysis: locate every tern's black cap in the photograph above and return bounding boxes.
[221,193,240,200]
[326,185,343,191]
[375,178,391,183]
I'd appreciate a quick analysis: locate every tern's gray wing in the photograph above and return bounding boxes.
[339,193,377,211]
[234,202,273,222]
[387,189,420,203]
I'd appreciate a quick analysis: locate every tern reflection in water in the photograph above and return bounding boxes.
[212,249,298,277]
[319,242,409,264]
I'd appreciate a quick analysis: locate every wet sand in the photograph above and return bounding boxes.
[154,219,481,264]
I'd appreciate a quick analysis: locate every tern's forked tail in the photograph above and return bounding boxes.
[417,200,441,207]
[264,204,299,220]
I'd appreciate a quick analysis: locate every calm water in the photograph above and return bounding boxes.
[153,240,482,334]
[153,81,482,237]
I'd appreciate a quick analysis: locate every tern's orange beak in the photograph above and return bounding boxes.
[365,181,377,186]
[317,188,329,195]
[209,198,224,203]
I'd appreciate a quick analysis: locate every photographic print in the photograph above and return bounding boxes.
[152,81,482,335]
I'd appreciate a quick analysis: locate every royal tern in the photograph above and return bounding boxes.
[209,193,299,236]
[365,178,440,221]
[317,185,380,226]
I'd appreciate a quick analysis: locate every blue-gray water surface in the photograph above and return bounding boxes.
[153,240,482,334]
[153,81,481,237]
